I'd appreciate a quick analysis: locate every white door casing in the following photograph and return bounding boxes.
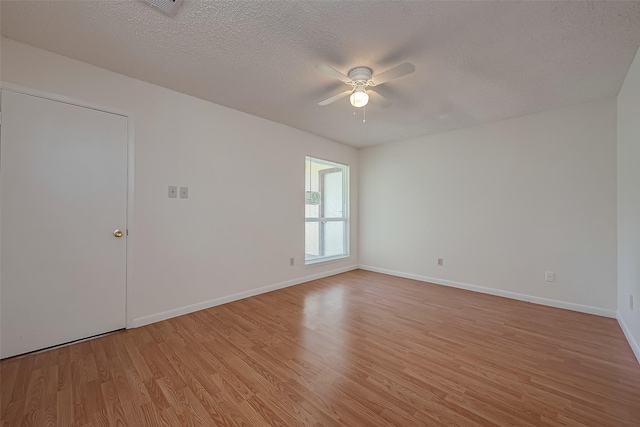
[1,88,129,358]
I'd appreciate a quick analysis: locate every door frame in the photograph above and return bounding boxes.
[0,81,136,329]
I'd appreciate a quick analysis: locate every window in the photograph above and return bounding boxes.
[305,156,349,264]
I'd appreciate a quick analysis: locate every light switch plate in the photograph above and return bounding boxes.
[168,186,177,198]
[180,187,188,199]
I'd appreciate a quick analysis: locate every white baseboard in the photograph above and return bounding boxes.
[358,265,617,318]
[617,314,640,364]
[131,265,358,328]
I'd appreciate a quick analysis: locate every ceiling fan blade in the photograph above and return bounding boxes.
[317,64,351,83]
[372,62,415,85]
[318,90,352,106]
[368,89,393,108]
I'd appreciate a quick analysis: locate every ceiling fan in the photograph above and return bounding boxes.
[317,62,415,108]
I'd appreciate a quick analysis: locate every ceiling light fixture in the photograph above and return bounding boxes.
[317,63,415,109]
[350,88,369,108]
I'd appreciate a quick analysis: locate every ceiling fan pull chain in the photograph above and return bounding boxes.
[363,106,366,123]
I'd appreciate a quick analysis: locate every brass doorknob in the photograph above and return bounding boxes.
[113,229,123,238]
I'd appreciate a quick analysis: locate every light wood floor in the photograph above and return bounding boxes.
[2,270,640,426]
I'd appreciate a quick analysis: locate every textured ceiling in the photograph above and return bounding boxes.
[3,1,640,148]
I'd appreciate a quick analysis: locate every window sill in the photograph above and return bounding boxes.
[305,254,349,267]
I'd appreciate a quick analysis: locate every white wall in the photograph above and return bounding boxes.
[360,98,618,315]
[617,46,640,361]
[1,38,359,326]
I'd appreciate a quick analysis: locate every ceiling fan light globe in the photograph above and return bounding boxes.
[350,91,369,108]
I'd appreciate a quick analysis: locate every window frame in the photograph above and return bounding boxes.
[304,156,349,265]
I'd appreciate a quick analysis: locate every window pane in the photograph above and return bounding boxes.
[323,221,345,257]
[305,194,320,218]
[322,170,343,218]
[305,158,330,219]
[305,221,320,260]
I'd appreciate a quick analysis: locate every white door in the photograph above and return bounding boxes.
[1,89,128,359]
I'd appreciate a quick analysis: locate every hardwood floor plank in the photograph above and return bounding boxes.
[2,270,640,426]
[0,362,18,419]
[7,356,33,404]
[1,399,24,427]
[179,374,236,427]
[133,401,162,427]
[56,388,73,427]
[101,380,129,427]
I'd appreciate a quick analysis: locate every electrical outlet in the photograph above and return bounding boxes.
[289,257,295,267]
[437,258,443,266]
[631,295,634,311]
[168,186,177,198]
[545,271,555,282]
[180,186,188,199]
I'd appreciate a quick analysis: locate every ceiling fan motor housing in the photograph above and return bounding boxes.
[348,67,373,83]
